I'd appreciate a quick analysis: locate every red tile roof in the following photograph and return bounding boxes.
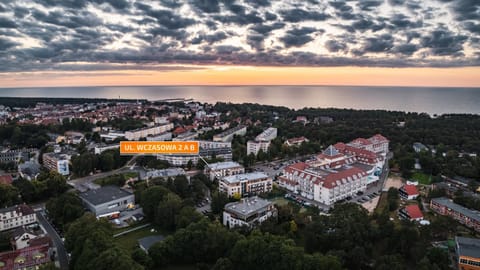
[401,184,419,196]
[0,174,13,185]
[322,167,367,188]
[369,134,389,143]
[351,138,371,145]
[284,162,309,172]
[405,204,423,219]
[0,243,51,270]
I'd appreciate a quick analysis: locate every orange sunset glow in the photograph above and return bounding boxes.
[1,66,479,88]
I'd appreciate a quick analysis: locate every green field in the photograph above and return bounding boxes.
[114,225,166,252]
[412,172,431,185]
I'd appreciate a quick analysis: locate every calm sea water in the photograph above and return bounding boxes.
[0,86,479,115]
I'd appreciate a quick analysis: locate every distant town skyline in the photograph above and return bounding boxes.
[0,0,479,87]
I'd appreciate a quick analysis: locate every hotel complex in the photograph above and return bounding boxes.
[278,134,389,205]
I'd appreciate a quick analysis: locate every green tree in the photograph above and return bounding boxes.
[90,247,143,270]
[46,193,85,231]
[139,186,170,218]
[155,193,182,230]
[0,183,20,207]
[211,191,230,214]
[175,206,203,229]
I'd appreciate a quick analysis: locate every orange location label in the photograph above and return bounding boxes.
[120,141,199,155]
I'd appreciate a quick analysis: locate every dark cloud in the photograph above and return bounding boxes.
[246,34,266,50]
[13,7,30,18]
[463,21,480,33]
[351,18,386,32]
[264,12,277,21]
[191,31,228,45]
[0,16,17,28]
[389,14,422,28]
[250,22,285,34]
[143,7,196,29]
[361,34,395,53]
[421,28,468,56]
[449,0,480,21]
[393,44,418,55]
[33,0,88,9]
[329,1,356,20]
[192,0,220,13]
[32,10,101,29]
[215,45,242,54]
[0,38,19,50]
[325,40,348,52]
[280,8,329,22]
[280,27,319,48]
[357,0,383,11]
[245,0,271,7]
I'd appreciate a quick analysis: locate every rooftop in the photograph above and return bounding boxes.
[401,184,419,196]
[138,235,165,251]
[224,196,273,217]
[222,172,269,184]
[432,197,480,223]
[214,125,246,138]
[456,236,480,259]
[79,185,133,206]
[404,204,423,219]
[208,161,243,170]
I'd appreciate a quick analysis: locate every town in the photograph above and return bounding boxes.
[0,97,479,270]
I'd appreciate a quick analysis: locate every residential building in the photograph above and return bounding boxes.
[94,144,120,155]
[64,131,85,144]
[213,125,247,142]
[79,186,135,217]
[146,132,172,141]
[12,227,41,250]
[399,204,424,221]
[219,172,272,197]
[430,197,480,232]
[284,136,309,147]
[0,242,51,270]
[0,149,34,164]
[173,131,198,141]
[157,140,232,166]
[413,142,429,153]
[399,184,419,200]
[42,152,70,175]
[205,161,245,180]
[141,168,186,180]
[247,127,278,155]
[18,162,41,181]
[255,127,277,142]
[223,197,276,228]
[0,174,13,185]
[456,236,480,270]
[100,130,125,142]
[0,205,37,232]
[247,140,271,156]
[125,123,174,140]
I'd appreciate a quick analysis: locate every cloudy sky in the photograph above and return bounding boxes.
[0,0,479,87]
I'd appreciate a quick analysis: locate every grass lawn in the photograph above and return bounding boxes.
[412,172,431,185]
[114,225,166,252]
[271,197,290,206]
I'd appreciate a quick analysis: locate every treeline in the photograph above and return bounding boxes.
[0,97,144,108]
[71,149,129,176]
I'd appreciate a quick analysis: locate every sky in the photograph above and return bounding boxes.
[0,0,479,87]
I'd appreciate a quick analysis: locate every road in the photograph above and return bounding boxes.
[36,210,69,270]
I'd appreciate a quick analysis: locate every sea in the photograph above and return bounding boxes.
[0,85,479,115]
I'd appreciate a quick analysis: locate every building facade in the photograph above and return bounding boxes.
[278,135,388,206]
[220,172,272,197]
[205,161,245,180]
[430,197,480,232]
[0,205,37,232]
[456,236,480,270]
[223,197,276,228]
[213,125,247,142]
[125,123,174,140]
[247,127,278,156]
[79,186,135,217]
[42,152,70,175]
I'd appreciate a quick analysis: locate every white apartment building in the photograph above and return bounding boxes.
[42,152,70,176]
[255,127,277,142]
[247,127,277,155]
[0,205,37,231]
[157,140,233,166]
[247,140,271,156]
[204,161,245,180]
[220,172,272,197]
[213,125,247,142]
[94,144,120,154]
[125,123,174,141]
[223,197,276,228]
[173,131,198,141]
[147,132,172,141]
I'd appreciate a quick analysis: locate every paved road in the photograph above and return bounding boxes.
[36,210,69,270]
